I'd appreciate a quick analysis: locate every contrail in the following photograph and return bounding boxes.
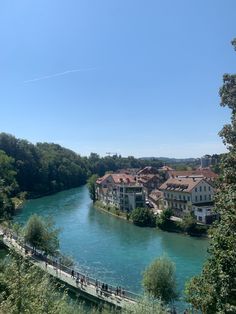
[23,68,96,83]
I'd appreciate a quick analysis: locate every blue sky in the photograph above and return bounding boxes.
[0,0,235,158]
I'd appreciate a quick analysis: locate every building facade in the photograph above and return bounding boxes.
[159,177,215,223]
[137,174,161,195]
[96,173,145,211]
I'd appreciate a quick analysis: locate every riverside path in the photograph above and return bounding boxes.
[0,227,139,309]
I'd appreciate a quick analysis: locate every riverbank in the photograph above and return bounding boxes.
[94,201,132,222]
[94,201,208,237]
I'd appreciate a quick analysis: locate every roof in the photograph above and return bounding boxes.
[159,177,208,193]
[96,173,136,185]
[159,166,174,171]
[149,189,162,201]
[138,174,160,184]
[137,166,159,175]
[96,174,110,184]
[168,169,218,179]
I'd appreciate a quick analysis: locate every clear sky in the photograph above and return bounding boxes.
[0,0,235,158]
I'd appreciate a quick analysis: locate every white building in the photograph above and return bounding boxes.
[159,176,215,223]
[96,173,145,211]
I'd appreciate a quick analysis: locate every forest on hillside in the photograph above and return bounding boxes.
[0,132,164,219]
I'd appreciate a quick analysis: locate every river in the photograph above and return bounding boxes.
[15,185,208,299]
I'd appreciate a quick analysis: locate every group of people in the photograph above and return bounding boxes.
[29,245,129,301]
[68,268,127,299]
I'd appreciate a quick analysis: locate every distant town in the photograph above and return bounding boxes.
[95,154,218,225]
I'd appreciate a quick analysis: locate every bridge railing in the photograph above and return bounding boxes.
[1,227,140,301]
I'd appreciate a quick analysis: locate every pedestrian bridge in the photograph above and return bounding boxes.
[0,227,139,309]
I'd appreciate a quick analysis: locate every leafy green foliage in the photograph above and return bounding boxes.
[156,208,172,229]
[0,133,164,199]
[180,212,197,235]
[123,296,168,314]
[24,214,60,255]
[185,39,236,314]
[0,253,80,314]
[87,174,98,202]
[131,207,155,227]
[0,150,18,219]
[142,256,178,303]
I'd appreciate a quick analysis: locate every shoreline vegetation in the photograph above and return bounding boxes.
[94,200,208,237]
[94,200,132,221]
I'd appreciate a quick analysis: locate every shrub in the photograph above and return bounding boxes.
[131,207,155,227]
[142,256,178,303]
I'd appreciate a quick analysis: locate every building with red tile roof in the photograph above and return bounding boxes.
[159,177,215,223]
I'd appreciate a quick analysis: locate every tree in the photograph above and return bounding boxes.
[0,253,81,314]
[24,214,60,255]
[87,174,98,202]
[123,296,168,314]
[0,150,18,219]
[185,39,236,313]
[142,256,178,303]
[131,207,155,227]
[156,208,172,228]
[180,211,197,234]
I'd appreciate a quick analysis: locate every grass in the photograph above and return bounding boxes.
[94,201,131,221]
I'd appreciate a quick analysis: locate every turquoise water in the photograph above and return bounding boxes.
[15,186,208,296]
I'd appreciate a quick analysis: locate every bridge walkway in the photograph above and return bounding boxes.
[0,228,139,309]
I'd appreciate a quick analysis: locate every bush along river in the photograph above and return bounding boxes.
[15,185,209,308]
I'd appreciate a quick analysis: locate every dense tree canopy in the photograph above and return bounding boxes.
[185,39,236,314]
[0,150,17,219]
[0,133,164,202]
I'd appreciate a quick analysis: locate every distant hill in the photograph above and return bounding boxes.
[140,157,199,163]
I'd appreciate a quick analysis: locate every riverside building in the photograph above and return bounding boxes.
[159,176,216,223]
[96,173,145,211]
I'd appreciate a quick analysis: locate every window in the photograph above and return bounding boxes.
[204,186,206,192]
[164,192,166,197]
[167,193,169,198]
[183,195,186,201]
[183,205,186,210]
[195,188,197,192]
[200,195,202,201]
[204,195,207,201]
[188,196,190,201]
[195,196,198,202]
[198,216,203,222]
[208,186,211,191]
[198,208,202,212]
[209,195,211,200]
[179,195,182,200]
[199,186,202,192]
